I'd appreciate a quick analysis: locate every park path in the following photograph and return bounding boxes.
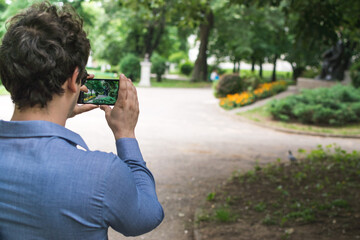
[0,88,359,240]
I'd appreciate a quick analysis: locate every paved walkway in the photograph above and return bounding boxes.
[0,88,359,240]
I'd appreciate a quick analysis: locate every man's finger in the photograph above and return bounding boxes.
[118,74,127,102]
[80,85,89,93]
[87,73,94,79]
[69,104,98,118]
[77,104,98,114]
[100,105,111,115]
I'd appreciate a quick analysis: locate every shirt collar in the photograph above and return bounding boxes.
[0,120,89,150]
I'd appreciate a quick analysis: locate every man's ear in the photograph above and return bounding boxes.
[67,67,80,93]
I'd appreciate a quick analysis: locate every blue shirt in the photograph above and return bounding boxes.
[0,120,164,239]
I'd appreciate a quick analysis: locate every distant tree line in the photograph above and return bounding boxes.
[1,0,359,82]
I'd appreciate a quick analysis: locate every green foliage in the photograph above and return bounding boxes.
[168,51,188,64]
[210,4,253,64]
[85,80,103,96]
[284,209,315,223]
[119,54,140,81]
[180,61,194,76]
[215,74,242,98]
[331,199,349,209]
[102,41,125,67]
[0,1,30,39]
[269,85,360,126]
[262,214,276,225]
[199,144,360,232]
[215,208,233,222]
[0,85,8,95]
[254,202,266,212]
[350,61,360,88]
[151,53,167,82]
[92,96,116,105]
[143,78,211,88]
[206,192,216,201]
[301,67,320,79]
[242,72,261,91]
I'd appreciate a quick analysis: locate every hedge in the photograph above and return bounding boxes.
[269,84,360,126]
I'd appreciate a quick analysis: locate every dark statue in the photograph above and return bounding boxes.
[318,40,350,81]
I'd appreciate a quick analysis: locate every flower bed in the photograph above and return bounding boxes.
[220,80,288,110]
[84,95,96,102]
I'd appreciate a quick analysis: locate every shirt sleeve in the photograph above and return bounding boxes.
[102,138,164,236]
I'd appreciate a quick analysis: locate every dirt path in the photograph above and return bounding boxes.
[1,89,359,240]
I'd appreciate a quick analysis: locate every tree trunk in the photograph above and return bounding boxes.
[237,61,241,74]
[144,8,166,58]
[272,54,278,82]
[291,63,305,81]
[251,57,255,72]
[191,9,214,82]
[259,61,263,78]
[233,60,236,73]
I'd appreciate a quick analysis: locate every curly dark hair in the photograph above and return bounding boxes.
[0,1,90,109]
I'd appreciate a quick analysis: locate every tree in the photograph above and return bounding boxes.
[172,0,219,82]
[86,80,103,96]
[102,0,171,58]
[210,4,253,74]
[84,0,187,68]
[231,0,360,80]
[191,2,213,82]
[0,1,32,39]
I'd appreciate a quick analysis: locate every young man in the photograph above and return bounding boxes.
[0,2,163,239]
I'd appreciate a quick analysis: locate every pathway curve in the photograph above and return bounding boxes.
[0,89,359,240]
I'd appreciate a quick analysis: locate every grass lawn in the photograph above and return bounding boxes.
[237,104,360,136]
[86,69,118,79]
[87,69,211,88]
[142,78,211,88]
[0,85,9,95]
[223,69,293,81]
[196,146,360,239]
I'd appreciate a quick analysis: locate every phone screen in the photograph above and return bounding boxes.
[78,78,118,105]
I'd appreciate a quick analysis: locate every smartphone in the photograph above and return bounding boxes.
[77,78,119,105]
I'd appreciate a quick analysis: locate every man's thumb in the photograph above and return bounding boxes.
[100,105,111,114]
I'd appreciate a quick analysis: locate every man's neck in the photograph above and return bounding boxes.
[11,100,69,127]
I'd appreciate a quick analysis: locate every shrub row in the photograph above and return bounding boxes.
[350,61,360,88]
[215,73,261,98]
[119,53,194,79]
[269,84,360,126]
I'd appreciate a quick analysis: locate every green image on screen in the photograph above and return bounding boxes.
[83,79,118,105]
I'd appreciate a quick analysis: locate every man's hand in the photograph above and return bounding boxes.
[68,73,98,118]
[100,74,139,139]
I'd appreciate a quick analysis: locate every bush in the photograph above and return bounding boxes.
[216,74,242,98]
[242,72,261,91]
[269,84,360,126]
[151,53,167,82]
[350,61,360,88]
[180,61,194,76]
[119,53,140,81]
[301,67,320,79]
[92,96,116,105]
